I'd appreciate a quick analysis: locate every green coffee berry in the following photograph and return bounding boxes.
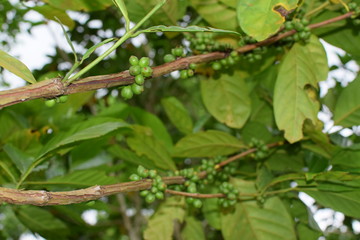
[157,182,167,191]
[129,174,141,181]
[135,74,145,85]
[45,99,56,107]
[212,62,221,70]
[151,186,158,193]
[164,54,176,63]
[141,67,153,77]
[131,84,144,95]
[155,192,164,200]
[186,197,195,204]
[140,190,150,197]
[129,65,141,76]
[180,70,188,79]
[129,56,139,66]
[187,69,194,77]
[59,95,68,103]
[193,199,202,208]
[172,47,184,57]
[139,57,150,67]
[121,86,133,100]
[189,63,197,70]
[145,193,156,203]
[148,170,157,178]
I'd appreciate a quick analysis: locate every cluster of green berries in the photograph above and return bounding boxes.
[218,182,239,208]
[238,36,268,63]
[249,138,269,160]
[211,51,240,71]
[121,56,153,100]
[44,95,68,107]
[283,18,311,42]
[163,46,185,63]
[186,32,232,54]
[129,166,167,203]
[171,168,203,208]
[348,2,360,25]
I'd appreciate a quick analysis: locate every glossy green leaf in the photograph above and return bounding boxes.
[37,118,129,159]
[108,145,157,170]
[43,0,112,11]
[130,106,173,150]
[0,50,36,84]
[332,149,360,169]
[161,97,193,134]
[333,75,360,127]
[138,25,240,35]
[190,0,238,30]
[81,38,116,63]
[127,126,176,170]
[222,179,296,240]
[3,144,34,174]
[16,206,70,239]
[181,217,206,240]
[305,190,360,218]
[201,72,251,129]
[112,0,130,29]
[127,0,186,26]
[274,35,328,143]
[237,0,298,41]
[144,197,186,240]
[172,130,245,157]
[46,169,118,186]
[32,5,75,29]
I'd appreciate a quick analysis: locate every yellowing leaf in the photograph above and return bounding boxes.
[274,35,328,143]
[144,197,186,240]
[237,0,298,41]
[0,50,36,84]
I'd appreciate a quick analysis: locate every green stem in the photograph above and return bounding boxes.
[66,32,131,83]
[66,0,167,84]
[16,158,44,189]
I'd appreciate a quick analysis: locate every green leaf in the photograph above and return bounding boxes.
[56,17,78,62]
[127,126,176,171]
[161,97,193,135]
[32,5,75,29]
[181,217,206,240]
[274,35,328,143]
[333,75,360,127]
[201,72,251,129]
[108,145,157,170]
[46,169,118,186]
[37,118,129,159]
[144,197,186,240]
[138,25,240,35]
[332,149,360,169]
[43,0,113,11]
[172,130,245,157]
[130,106,173,150]
[16,206,70,239]
[190,0,238,30]
[237,0,298,41]
[222,179,296,240]
[3,144,34,174]
[113,0,130,29]
[202,188,222,229]
[127,0,186,26]
[81,38,116,64]
[305,190,360,218]
[0,50,36,84]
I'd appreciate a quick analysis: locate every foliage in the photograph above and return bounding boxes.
[0,0,360,239]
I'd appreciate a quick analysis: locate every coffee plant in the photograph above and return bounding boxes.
[0,0,360,239]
